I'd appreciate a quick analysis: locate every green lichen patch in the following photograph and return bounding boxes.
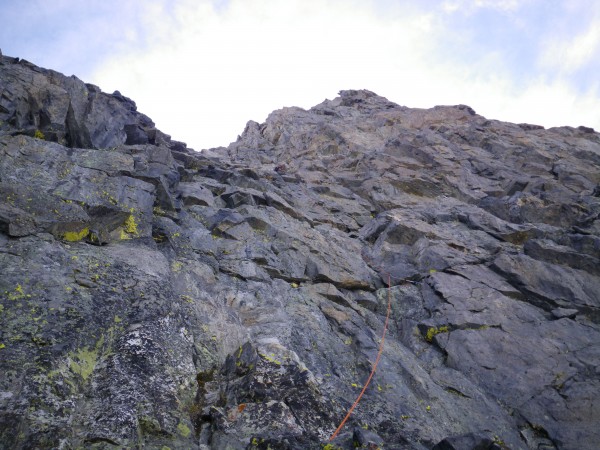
[322,444,342,450]
[139,415,162,435]
[425,325,449,342]
[153,206,166,216]
[7,284,30,301]
[259,352,282,366]
[62,227,89,242]
[125,215,138,234]
[68,346,99,381]
[120,214,139,240]
[177,422,191,438]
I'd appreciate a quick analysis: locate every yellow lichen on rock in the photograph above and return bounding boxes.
[69,346,99,381]
[125,215,138,234]
[426,325,449,342]
[177,422,191,438]
[62,227,89,242]
[120,215,139,239]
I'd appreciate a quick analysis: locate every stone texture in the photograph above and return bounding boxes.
[1,57,600,449]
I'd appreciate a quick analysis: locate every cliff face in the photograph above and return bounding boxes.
[0,55,599,450]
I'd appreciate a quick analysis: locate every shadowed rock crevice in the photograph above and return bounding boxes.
[1,55,599,450]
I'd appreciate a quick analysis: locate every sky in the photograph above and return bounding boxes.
[1,0,599,151]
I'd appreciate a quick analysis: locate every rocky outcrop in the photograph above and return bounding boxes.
[1,56,599,450]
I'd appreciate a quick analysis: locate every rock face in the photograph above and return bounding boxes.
[1,56,599,450]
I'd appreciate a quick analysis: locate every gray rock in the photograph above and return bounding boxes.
[432,432,496,450]
[2,57,600,449]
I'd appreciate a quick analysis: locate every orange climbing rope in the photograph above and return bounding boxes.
[329,273,393,441]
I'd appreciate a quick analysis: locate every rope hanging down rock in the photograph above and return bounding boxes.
[329,273,393,441]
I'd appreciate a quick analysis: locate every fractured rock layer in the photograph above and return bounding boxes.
[1,56,599,449]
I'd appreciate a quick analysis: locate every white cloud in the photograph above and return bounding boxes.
[539,22,600,74]
[91,0,438,150]
[474,0,521,11]
[445,75,600,130]
[442,0,524,14]
[501,80,600,129]
[88,0,600,150]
